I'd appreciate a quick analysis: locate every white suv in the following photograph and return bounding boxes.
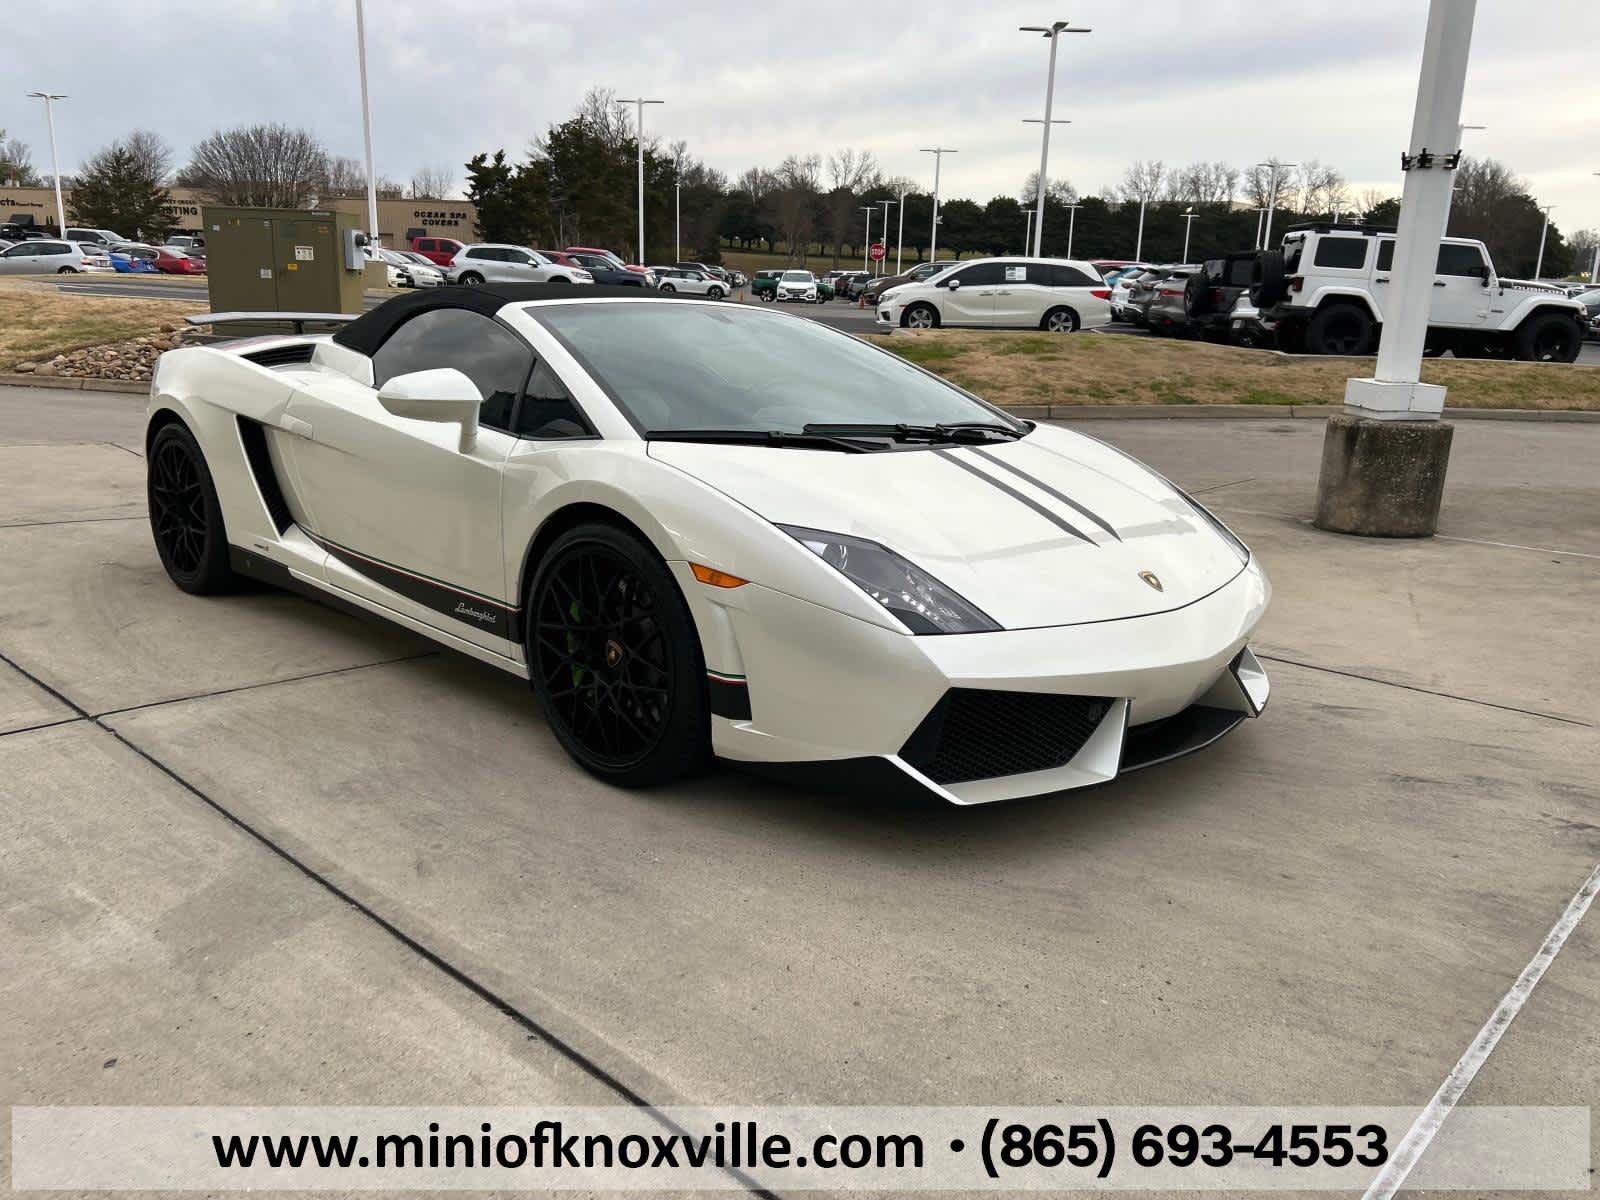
[448,244,593,286]
[0,239,113,275]
[1256,224,1586,362]
[876,257,1112,331]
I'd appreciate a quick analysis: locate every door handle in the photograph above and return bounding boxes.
[1374,276,1390,283]
[1433,280,1447,287]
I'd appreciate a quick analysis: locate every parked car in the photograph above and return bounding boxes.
[364,247,406,288]
[388,249,445,288]
[448,244,594,286]
[862,260,959,308]
[1143,269,1201,336]
[650,267,726,298]
[163,234,205,254]
[1572,288,1600,339]
[565,246,654,284]
[107,249,159,274]
[675,261,730,284]
[1256,223,1586,360]
[773,269,821,303]
[1161,253,1260,342]
[836,271,874,301]
[566,251,649,288]
[876,257,1111,331]
[0,239,113,274]
[124,243,207,275]
[65,226,129,249]
[410,235,466,266]
[0,220,51,242]
[1108,266,1156,319]
[751,268,784,300]
[1124,266,1191,326]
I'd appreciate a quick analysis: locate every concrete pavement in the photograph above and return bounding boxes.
[2,386,1595,1194]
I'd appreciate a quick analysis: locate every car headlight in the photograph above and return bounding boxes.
[779,525,999,635]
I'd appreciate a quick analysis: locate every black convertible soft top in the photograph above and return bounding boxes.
[330,282,690,358]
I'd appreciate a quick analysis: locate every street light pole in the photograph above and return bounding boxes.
[896,188,907,274]
[1591,172,1600,285]
[1020,22,1089,258]
[1180,208,1197,263]
[353,0,381,246]
[1257,159,1299,250]
[615,97,664,265]
[1533,204,1554,280]
[1023,209,1034,255]
[24,92,67,237]
[1252,206,1267,249]
[878,199,895,274]
[1065,203,1081,258]
[860,206,873,272]
[1316,0,1477,541]
[921,147,956,260]
[673,150,682,262]
[1134,196,1147,261]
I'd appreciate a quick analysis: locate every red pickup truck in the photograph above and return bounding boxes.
[410,236,465,266]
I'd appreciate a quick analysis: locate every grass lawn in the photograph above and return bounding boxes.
[0,284,204,370]
[881,331,1600,411]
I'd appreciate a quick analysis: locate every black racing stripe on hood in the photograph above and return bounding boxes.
[967,446,1123,542]
[933,449,1099,547]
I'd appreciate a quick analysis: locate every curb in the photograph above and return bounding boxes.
[0,373,147,394]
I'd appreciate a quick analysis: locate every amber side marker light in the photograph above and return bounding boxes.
[691,563,749,588]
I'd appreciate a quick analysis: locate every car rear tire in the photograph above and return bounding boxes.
[526,522,710,788]
[1305,303,1375,356]
[1041,307,1079,333]
[147,422,238,596]
[1513,311,1582,363]
[57,266,79,274]
[457,271,484,285]
[708,285,724,299]
[902,303,939,330]
[660,283,676,293]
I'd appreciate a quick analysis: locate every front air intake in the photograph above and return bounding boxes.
[899,689,1114,785]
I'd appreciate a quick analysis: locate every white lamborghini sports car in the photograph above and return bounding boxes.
[146,284,1269,803]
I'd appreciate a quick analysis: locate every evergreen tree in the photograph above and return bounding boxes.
[71,141,173,241]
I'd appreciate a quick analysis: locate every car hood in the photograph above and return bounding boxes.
[648,424,1249,629]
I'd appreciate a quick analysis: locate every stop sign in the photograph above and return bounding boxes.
[869,242,886,262]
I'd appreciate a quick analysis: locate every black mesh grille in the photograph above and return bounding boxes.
[900,689,1114,785]
[244,343,315,368]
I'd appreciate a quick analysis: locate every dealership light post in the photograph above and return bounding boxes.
[1180,208,1197,263]
[615,97,663,265]
[673,149,683,262]
[1064,202,1081,258]
[24,92,67,238]
[878,199,896,274]
[352,0,381,245]
[1591,173,1600,284]
[859,206,874,271]
[1314,0,1476,542]
[1133,195,1148,261]
[1020,21,1089,257]
[1251,206,1267,249]
[1533,204,1554,280]
[921,147,956,260]
[1023,209,1034,255]
[896,187,907,274]
[1257,159,1298,250]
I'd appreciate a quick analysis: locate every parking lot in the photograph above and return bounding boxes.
[3,382,1596,1191]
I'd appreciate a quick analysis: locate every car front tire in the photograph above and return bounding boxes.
[902,303,939,329]
[1513,311,1582,363]
[457,271,484,286]
[526,522,710,788]
[708,285,724,299]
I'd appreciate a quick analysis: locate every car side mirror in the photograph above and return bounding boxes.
[376,368,481,452]
[945,278,960,291]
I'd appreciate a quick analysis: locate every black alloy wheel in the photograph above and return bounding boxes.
[147,422,236,594]
[528,524,709,786]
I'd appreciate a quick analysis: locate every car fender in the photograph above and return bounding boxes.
[1308,286,1381,324]
[1500,293,1585,329]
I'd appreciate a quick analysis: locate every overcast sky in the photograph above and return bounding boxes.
[10,1,1598,235]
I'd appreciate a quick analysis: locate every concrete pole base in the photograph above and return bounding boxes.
[1313,412,1454,537]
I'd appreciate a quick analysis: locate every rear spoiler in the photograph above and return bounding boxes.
[185,311,358,335]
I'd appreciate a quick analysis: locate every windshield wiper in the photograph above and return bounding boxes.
[644,428,879,453]
[802,421,1026,444]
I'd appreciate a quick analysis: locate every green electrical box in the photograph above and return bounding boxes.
[201,206,370,322]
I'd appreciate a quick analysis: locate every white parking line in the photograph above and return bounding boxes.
[1362,862,1600,1200]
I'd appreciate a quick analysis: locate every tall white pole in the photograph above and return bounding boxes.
[26,93,67,237]
[353,0,381,245]
[1533,205,1553,279]
[895,188,906,274]
[921,148,955,261]
[1134,196,1147,261]
[1253,206,1266,249]
[616,97,663,265]
[1181,209,1197,263]
[1348,0,1476,418]
[1023,209,1033,255]
[1065,203,1080,259]
[1021,22,1089,258]
[861,206,872,271]
[674,179,680,262]
[1592,173,1600,285]
[878,199,894,273]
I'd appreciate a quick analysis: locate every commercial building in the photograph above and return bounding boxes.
[0,185,476,246]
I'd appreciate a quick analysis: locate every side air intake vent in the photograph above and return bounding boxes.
[244,343,316,369]
[900,689,1113,784]
[235,417,293,534]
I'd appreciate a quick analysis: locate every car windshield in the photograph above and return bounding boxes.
[781,271,811,282]
[531,302,1018,436]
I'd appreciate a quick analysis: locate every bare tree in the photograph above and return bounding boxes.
[324,155,366,196]
[1357,187,1394,216]
[826,148,878,193]
[1019,171,1077,206]
[121,130,173,184]
[408,165,455,199]
[1117,160,1166,205]
[0,131,38,186]
[575,86,640,153]
[180,123,330,208]
[769,153,822,262]
[1243,158,1296,211]
[735,166,778,201]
